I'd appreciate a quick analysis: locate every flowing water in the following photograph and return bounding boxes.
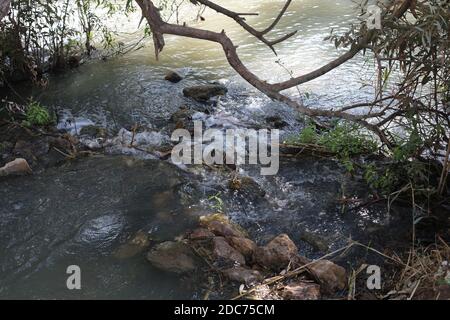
[0,0,410,299]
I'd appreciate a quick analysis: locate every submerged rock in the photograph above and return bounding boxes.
[308,260,347,294]
[212,237,246,268]
[169,106,195,131]
[0,158,32,176]
[183,84,228,102]
[165,70,183,83]
[146,241,199,274]
[255,234,298,271]
[114,231,151,259]
[229,176,266,199]
[222,266,263,286]
[281,282,321,300]
[299,231,329,253]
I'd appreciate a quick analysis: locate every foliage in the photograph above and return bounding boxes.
[288,122,378,155]
[208,192,224,213]
[0,0,138,84]
[23,100,53,127]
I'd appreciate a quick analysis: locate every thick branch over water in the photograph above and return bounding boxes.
[135,0,413,146]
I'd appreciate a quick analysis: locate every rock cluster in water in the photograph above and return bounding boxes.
[145,213,348,300]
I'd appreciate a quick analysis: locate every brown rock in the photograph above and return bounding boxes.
[222,266,263,286]
[213,237,245,267]
[189,228,215,241]
[308,260,347,294]
[165,70,183,83]
[0,158,32,176]
[281,282,321,300]
[183,84,228,102]
[200,214,246,239]
[255,234,298,271]
[146,241,198,274]
[228,237,257,263]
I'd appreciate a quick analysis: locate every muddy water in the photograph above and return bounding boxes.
[0,1,409,299]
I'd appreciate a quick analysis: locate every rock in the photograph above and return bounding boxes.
[281,282,321,300]
[183,84,228,102]
[212,237,246,268]
[222,266,263,286]
[146,241,199,274]
[265,116,288,129]
[114,230,151,259]
[300,231,329,253]
[0,158,32,176]
[165,70,183,83]
[207,220,247,239]
[228,237,257,263]
[169,106,195,130]
[200,214,247,239]
[229,176,266,199]
[308,260,347,294]
[255,234,298,271]
[79,125,106,138]
[189,228,215,241]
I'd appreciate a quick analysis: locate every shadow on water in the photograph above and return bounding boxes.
[0,156,207,299]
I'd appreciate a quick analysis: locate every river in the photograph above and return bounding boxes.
[0,0,410,299]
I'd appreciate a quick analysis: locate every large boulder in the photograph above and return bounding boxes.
[0,158,32,176]
[308,260,347,294]
[255,234,298,271]
[212,237,245,268]
[146,241,199,274]
[183,84,228,102]
[281,282,321,300]
[222,266,263,286]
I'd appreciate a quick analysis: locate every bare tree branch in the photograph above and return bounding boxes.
[190,0,296,54]
[135,0,414,147]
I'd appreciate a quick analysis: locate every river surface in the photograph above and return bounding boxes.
[0,0,410,299]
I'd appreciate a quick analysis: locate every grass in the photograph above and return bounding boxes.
[22,100,54,127]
